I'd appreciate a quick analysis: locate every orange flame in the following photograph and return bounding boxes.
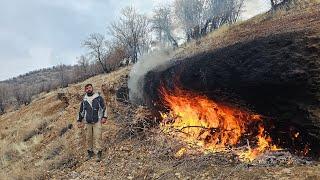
[159,85,280,162]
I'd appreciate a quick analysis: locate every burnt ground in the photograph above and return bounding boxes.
[1,63,319,180]
[0,62,320,180]
[144,28,320,158]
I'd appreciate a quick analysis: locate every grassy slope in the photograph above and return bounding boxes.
[0,3,320,180]
[0,67,131,179]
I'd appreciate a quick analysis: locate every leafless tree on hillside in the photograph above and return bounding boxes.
[174,0,204,41]
[109,6,151,64]
[152,6,178,48]
[39,82,52,93]
[57,64,70,88]
[78,55,90,74]
[12,85,31,106]
[205,0,244,31]
[75,55,91,80]
[83,33,109,73]
[0,85,8,114]
[174,0,244,40]
[270,0,297,10]
[104,41,129,70]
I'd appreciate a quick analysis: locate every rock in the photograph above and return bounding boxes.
[127,176,134,180]
[280,168,292,174]
[70,171,80,179]
[175,172,182,178]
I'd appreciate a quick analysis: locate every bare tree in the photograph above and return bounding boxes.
[0,84,8,114]
[270,0,276,8]
[152,6,178,48]
[105,41,128,70]
[109,6,151,64]
[174,0,204,41]
[78,55,90,74]
[85,61,101,77]
[174,0,244,40]
[83,33,109,73]
[270,0,296,10]
[75,55,90,80]
[13,85,31,106]
[205,0,244,31]
[57,64,70,88]
[39,81,52,93]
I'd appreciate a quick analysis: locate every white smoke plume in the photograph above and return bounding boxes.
[128,48,174,104]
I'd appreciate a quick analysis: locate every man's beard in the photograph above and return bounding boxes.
[86,91,93,96]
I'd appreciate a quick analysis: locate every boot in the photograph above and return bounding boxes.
[96,151,102,162]
[87,150,94,160]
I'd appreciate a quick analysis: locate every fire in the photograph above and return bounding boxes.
[175,147,187,158]
[237,125,281,161]
[294,132,300,138]
[159,85,280,162]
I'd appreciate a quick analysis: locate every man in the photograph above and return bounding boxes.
[77,84,107,162]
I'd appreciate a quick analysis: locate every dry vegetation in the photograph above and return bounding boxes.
[0,67,131,179]
[0,2,320,180]
[0,65,319,179]
[0,66,319,180]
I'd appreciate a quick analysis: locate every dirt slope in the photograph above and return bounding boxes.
[0,66,320,180]
[0,2,320,180]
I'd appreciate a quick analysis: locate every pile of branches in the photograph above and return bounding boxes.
[115,105,159,140]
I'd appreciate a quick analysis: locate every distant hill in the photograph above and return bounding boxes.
[1,65,75,88]
[0,63,102,112]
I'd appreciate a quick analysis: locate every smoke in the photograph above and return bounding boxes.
[128,48,174,104]
[241,0,271,20]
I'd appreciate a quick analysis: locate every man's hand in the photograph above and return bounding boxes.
[101,118,107,124]
[77,122,85,128]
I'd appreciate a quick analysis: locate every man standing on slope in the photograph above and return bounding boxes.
[77,84,107,162]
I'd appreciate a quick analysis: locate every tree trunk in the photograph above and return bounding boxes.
[270,0,276,10]
[168,35,178,48]
[98,59,108,73]
[201,20,210,37]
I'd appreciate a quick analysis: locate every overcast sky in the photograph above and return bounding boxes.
[0,0,270,81]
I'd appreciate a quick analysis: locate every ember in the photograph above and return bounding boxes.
[159,84,281,162]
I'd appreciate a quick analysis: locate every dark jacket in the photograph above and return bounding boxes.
[77,92,107,123]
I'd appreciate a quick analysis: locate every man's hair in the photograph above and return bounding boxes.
[85,84,93,88]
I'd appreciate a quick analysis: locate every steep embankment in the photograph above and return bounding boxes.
[143,4,320,156]
[0,3,320,180]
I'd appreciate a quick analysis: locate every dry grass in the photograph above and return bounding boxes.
[0,2,319,179]
[0,66,132,179]
[1,62,319,179]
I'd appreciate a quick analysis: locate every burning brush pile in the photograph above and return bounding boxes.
[157,84,312,165]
